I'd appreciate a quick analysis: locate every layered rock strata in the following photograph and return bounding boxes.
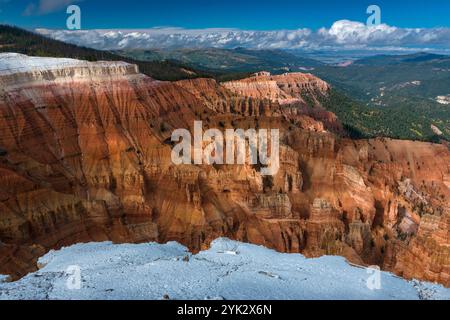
[0,54,448,286]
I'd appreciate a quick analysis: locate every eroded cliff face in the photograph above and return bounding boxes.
[223,72,330,105]
[0,55,448,286]
[222,72,341,133]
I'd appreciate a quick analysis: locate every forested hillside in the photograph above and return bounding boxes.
[0,25,208,81]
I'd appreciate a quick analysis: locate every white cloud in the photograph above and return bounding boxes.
[24,0,83,16]
[36,20,450,52]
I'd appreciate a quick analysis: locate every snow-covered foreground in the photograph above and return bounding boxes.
[1,238,449,300]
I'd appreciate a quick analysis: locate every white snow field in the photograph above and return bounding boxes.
[0,53,82,73]
[0,238,449,300]
[0,53,130,75]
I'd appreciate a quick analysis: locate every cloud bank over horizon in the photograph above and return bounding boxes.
[36,20,450,53]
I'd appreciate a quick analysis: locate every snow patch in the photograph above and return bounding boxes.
[0,53,85,74]
[0,238,449,300]
[0,275,10,283]
[0,53,131,75]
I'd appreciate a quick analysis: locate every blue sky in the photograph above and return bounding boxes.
[1,0,450,30]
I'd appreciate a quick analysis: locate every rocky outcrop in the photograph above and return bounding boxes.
[0,54,449,286]
[386,213,450,285]
[0,53,140,89]
[223,72,330,105]
[222,72,341,133]
[177,75,341,134]
[175,78,277,116]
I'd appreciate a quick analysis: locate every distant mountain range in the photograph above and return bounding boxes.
[351,52,450,66]
[115,47,323,74]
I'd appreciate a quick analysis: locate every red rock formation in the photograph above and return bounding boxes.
[223,72,330,105]
[0,55,448,287]
[175,78,262,115]
[222,72,341,133]
[179,76,340,134]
